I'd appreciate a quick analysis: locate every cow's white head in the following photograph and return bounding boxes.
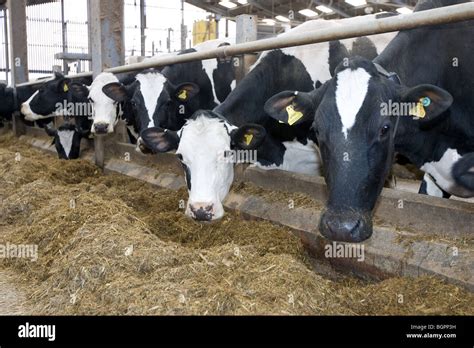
[71,72,120,134]
[141,110,266,221]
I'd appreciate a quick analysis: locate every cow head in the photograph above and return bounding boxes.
[140,110,266,221]
[153,79,201,131]
[45,122,89,160]
[102,71,175,152]
[265,57,452,242]
[21,72,71,121]
[68,72,123,135]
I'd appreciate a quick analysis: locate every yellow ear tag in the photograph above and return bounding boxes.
[244,133,253,146]
[286,104,303,126]
[63,84,69,93]
[178,89,188,101]
[409,100,426,118]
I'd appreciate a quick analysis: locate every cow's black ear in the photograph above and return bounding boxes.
[401,84,453,122]
[173,82,200,102]
[140,127,180,153]
[70,83,89,100]
[329,41,349,77]
[102,82,129,103]
[264,90,316,126]
[230,124,266,150]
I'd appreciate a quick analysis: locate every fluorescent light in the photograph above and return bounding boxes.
[345,0,367,6]
[262,18,276,25]
[396,7,413,14]
[237,0,248,4]
[219,1,237,9]
[298,9,318,17]
[316,5,333,14]
[275,15,290,22]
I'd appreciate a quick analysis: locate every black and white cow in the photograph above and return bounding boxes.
[72,39,236,154]
[264,0,474,242]
[0,83,38,124]
[20,72,93,159]
[140,16,397,221]
[45,122,90,160]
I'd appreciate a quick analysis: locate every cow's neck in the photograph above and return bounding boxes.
[375,20,474,168]
[215,50,315,127]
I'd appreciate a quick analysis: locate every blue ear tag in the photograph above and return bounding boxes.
[421,97,431,107]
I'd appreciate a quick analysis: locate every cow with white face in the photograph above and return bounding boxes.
[142,111,266,221]
[140,15,397,221]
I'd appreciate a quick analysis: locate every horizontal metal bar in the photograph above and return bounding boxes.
[15,71,93,87]
[106,2,474,74]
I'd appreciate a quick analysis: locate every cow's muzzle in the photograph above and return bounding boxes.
[319,209,372,243]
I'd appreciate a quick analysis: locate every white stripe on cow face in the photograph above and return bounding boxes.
[135,72,166,129]
[335,68,371,139]
[57,129,75,158]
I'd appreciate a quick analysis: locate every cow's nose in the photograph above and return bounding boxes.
[319,210,372,243]
[189,203,214,221]
[94,123,109,134]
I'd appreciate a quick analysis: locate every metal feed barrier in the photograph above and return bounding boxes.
[8,2,474,290]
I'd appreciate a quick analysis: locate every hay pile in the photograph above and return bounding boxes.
[0,134,472,315]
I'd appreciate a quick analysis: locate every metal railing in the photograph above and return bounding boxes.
[107,2,474,74]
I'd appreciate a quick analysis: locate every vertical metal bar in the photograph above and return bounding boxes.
[140,0,146,57]
[3,8,10,85]
[89,0,125,169]
[61,0,68,73]
[180,0,186,50]
[235,14,258,83]
[7,0,28,137]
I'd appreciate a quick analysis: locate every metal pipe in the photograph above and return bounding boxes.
[140,0,146,56]
[106,2,474,74]
[16,71,93,87]
[3,8,10,84]
[61,0,68,73]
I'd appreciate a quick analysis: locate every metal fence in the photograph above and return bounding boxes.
[0,0,90,82]
[0,6,9,83]
[26,0,90,79]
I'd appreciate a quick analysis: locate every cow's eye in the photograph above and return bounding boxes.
[380,124,390,137]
